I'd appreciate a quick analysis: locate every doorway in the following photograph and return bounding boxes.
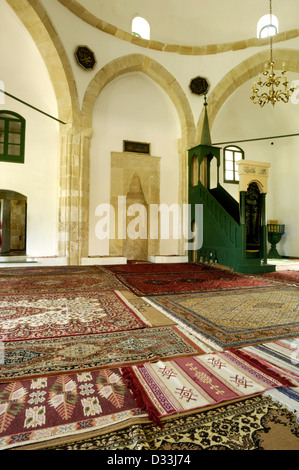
[0,190,27,255]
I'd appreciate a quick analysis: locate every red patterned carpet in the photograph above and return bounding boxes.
[0,290,147,341]
[254,270,299,286]
[0,265,123,294]
[104,263,274,296]
[0,368,144,449]
[0,262,297,451]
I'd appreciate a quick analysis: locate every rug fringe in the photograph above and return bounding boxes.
[121,367,163,428]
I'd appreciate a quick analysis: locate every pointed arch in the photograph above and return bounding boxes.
[198,48,299,141]
[6,0,79,124]
[82,54,196,149]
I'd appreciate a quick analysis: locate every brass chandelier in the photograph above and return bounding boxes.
[250,0,295,107]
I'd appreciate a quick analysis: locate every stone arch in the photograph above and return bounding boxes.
[6,0,79,124]
[82,54,197,257]
[198,48,299,141]
[82,54,196,149]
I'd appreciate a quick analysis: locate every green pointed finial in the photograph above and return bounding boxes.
[200,93,212,146]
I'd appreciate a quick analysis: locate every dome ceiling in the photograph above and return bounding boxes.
[76,0,298,47]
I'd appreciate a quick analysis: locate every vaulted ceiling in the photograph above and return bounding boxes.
[77,0,298,47]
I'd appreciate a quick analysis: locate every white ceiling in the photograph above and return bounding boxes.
[78,0,299,46]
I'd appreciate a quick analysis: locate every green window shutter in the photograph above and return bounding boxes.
[0,111,25,164]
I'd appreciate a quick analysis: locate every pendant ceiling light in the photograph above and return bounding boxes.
[250,0,295,107]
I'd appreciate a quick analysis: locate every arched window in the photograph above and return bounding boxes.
[0,111,25,163]
[223,146,244,183]
[132,16,150,40]
[257,14,278,38]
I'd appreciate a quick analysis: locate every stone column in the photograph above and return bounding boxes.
[58,124,93,265]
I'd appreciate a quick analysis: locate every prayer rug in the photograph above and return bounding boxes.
[104,263,272,296]
[42,395,299,451]
[0,368,147,450]
[0,290,147,342]
[0,265,123,294]
[0,326,205,382]
[241,338,299,385]
[122,350,292,426]
[149,286,299,348]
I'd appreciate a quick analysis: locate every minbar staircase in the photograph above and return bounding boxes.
[188,143,275,274]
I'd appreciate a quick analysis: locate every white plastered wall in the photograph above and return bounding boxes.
[89,72,181,257]
[0,2,60,257]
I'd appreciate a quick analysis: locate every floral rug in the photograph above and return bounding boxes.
[0,368,147,450]
[104,263,273,296]
[0,290,147,341]
[122,350,292,426]
[148,286,299,348]
[42,395,299,450]
[0,326,204,382]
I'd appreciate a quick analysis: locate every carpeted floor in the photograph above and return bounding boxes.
[0,263,298,451]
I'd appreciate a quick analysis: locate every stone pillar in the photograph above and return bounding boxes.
[58,125,93,264]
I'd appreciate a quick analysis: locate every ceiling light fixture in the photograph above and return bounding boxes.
[250,0,294,107]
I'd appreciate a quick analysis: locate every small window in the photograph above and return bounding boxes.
[0,111,25,163]
[223,146,244,183]
[132,17,150,40]
[257,14,278,38]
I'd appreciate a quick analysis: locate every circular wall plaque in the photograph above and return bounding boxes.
[189,76,209,95]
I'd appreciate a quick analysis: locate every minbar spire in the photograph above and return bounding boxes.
[200,94,212,146]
